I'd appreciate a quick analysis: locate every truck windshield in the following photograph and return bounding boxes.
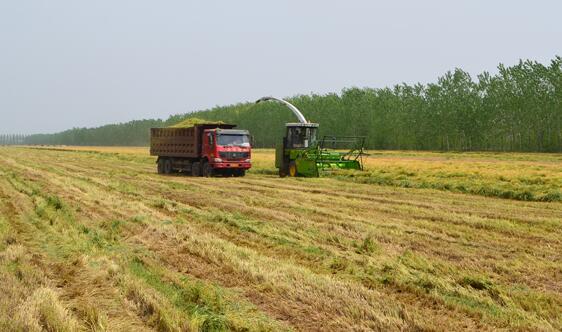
[217,134,250,147]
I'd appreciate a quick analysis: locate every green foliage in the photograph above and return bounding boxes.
[46,195,65,211]
[355,234,379,254]
[128,257,230,331]
[22,57,562,152]
[169,117,224,128]
[24,119,165,146]
[0,134,28,145]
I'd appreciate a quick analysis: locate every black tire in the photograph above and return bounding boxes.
[192,162,201,177]
[157,159,165,174]
[202,161,213,177]
[234,169,246,177]
[163,159,173,174]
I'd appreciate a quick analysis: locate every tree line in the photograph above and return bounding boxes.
[0,134,29,145]
[22,57,562,152]
[23,119,165,146]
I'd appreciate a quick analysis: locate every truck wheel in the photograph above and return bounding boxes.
[234,169,246,177]
[202,162,213,177]
[289,161,298,177]
[157,159,165,174]
[192,162,201,177]
[163,159,173,174]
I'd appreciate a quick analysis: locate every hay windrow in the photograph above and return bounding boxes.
[0,146,560,331]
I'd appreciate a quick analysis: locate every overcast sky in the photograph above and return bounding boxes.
[1,0,560,134]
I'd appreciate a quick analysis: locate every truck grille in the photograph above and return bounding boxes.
[219,152,249,160]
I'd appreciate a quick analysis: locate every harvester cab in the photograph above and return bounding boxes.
[256,96,366,177]
[284,123,318,149]
[278,122,320,177]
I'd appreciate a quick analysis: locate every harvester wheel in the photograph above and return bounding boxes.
[157,158,165,174]
[202,161,213,177]
[163,159,173,174]
[289,161,298,177]
[192,162,201,177]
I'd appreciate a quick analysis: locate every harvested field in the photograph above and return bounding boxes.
[0,146,561,331]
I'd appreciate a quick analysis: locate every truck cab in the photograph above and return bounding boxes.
[202,128,251,176]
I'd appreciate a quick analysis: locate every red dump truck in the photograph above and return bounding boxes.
[150,124,252,177]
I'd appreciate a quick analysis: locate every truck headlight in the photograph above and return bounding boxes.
[244,159,251,163]
[213,158,223,162]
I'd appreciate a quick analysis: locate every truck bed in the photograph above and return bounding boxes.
[150,124,236,158]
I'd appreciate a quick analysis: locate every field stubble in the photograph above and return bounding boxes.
[0,146,560,331]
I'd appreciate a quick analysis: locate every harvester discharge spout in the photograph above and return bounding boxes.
[255,96,308,124]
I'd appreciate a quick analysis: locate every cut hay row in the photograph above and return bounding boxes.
[0,147,560,331]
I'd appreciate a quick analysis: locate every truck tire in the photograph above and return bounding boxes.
[289,161,298,177]
[157,158,165,174]
[192,162,201,177]
[163,159,173,174]
[185,161,193,176]
[202,161,213,177]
